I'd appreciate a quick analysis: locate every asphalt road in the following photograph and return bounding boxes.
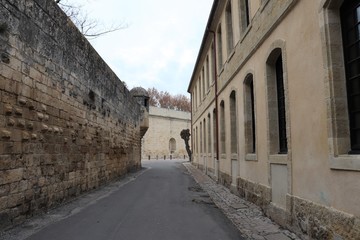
[4,160,245,240]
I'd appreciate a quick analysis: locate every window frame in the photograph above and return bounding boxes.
[226,1,234,55]
[265,40,291,162]
[244,73,257,157]
[320,0,360,171]
[340,0,360,153]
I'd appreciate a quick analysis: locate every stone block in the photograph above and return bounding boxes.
[12,142,23,154]
[7,118,15,127]
[11,129,22,142]
[12,70,23,82]
[0,155,14,170]
[4,80,18,95]
[0,76,5,90]
[0,184,10,197]
[27,100,35,110]
[26,121,34,130]
[29,67,42,82]
[18,97,27,106]
[1,129,11,140]
[0,168,23,185]
[9,56,22,72]
[40,104,47,112]
[3,104,13,115]
[17,119,25,128]
[0,211,11,229]
[17,83,32,98]
[40,124,48,132]
[22,76,33,87]
[7,193,24,208]
[14,107,23,116]
[38,177,46,187]
[22,131,30,141]
[1,64,14,80]
[0,115,5,128]
[37,112,44,120]
[31,133,37,140]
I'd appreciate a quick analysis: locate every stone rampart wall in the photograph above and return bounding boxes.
[0,0,142,228]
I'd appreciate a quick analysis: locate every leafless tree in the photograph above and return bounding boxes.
[55,0,127,39]
[147,87,191,112]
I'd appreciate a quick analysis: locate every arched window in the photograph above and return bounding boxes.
[199,76,202,102]
[208,113,212,154]
[220,100,226,154]
[211,42,216,84]
[195,127,199,155]
[266,47,288,154]
[341,0,360,152]
[276,55,287,154]
[217,25,223,71]
[213,108,217,156]
[206,56,210,91]
[202,67,206,99]
[194,85,197,109]
[230,91,238,154]
[226,1,234,55]
[169,138,176,154]
[203,118,207,154]
[200,122,203,155]
[244,74,256,153]
[239,0,250,33]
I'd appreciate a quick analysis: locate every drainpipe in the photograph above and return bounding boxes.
[207,29,220,170]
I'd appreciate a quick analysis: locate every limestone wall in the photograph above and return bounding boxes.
[142,107,191,160]
[0,0,143,228]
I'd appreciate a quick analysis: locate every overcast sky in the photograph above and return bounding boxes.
[64,0,213,96]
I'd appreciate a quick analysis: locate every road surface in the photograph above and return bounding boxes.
[3,160,245,240]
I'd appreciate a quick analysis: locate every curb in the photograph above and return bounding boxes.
[183,162,301,240]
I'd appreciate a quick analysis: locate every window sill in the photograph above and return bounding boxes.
[218,66,225,76]
[227,49,235,62]
[245,153,258,161]
[260,0,271,13]
[240,24,252,44]
[330,155,360,172]
[221,153,227,159]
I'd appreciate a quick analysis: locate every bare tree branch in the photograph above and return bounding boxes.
[56,0,127,39]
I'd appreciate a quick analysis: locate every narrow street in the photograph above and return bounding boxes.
[2,160,245,240]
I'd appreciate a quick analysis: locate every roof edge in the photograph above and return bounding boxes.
[187,0,220,93]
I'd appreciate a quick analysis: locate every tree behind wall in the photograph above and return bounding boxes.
[147,87,191,112]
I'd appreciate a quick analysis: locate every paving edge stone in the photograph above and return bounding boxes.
[183,163,301,240]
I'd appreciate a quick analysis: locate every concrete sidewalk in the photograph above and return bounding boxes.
[183,162,301,240]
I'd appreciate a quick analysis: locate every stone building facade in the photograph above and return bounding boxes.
[188,0,360,239]
[0,0,148,229]
[142,106,191,160]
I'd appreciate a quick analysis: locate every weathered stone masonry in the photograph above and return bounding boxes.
[0,0,146,228]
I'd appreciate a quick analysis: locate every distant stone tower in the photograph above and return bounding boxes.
[130,87,150,137]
